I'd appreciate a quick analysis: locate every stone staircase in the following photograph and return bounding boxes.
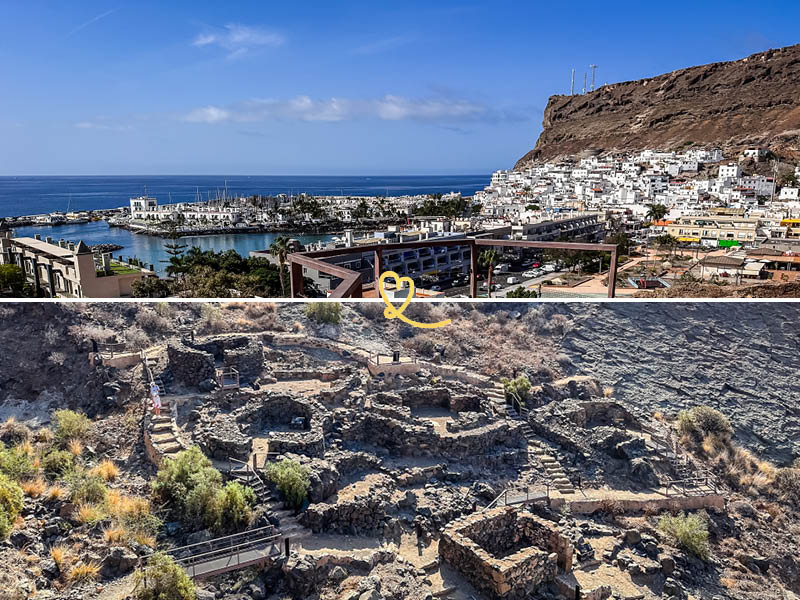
[144,353,166,395]
[485,383,507,416]
[506,404,575,495]
[229,463,312,547]
[146,400,185,463]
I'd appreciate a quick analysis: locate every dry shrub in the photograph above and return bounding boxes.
[91,460,119,482]
[123,326,151,349]
[17,439,34,458]
[354,302,384,319]
[136,310,171,333]
[36,429,55,445]
[603,386,614,398]
[103,527,126,543]
[0,418,30,445]
[133,531,156,548]
[70,324,115,343]
[21,478,46,498]
[76,503,105,524]
[45,486,66,502]
[50,545,68,570]
[598,498,623,521]
[67,439,83,457]
[222,301,246,310]
[67,562,100,583]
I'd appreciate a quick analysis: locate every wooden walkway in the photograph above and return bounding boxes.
[167,526,283,579]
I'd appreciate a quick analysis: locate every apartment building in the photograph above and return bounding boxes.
[665,215,760,247]
[0,232,154,297]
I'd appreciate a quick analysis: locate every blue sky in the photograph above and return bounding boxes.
[0,0,798,175]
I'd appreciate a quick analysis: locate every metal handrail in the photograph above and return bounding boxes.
[167,525,278,556]
[175,533,282,567]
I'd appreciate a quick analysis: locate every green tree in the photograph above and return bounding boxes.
[269,236,291,297]
[131,277,172,298]
[506,287,538,298]
[479,249,500,298]
[655,234,679,256]
[52,409,91,444]
[658,512,709,560]
[265,458,310,510]
[159,219,188,278]
[134,552,195,600]
[0,264,25,294]
[152,447,220,523]
[0,472,23,539]
[305,302,342,324]
[646,203,668,223]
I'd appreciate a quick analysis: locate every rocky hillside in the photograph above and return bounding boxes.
[558,303,800,465]
[516,44,800,166]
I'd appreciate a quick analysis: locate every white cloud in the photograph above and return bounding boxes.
[74,119,132,131]
[192,24,285,57]
[181,95,520,124]
[183,106,232,123]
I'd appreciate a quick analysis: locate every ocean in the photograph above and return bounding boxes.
[2,174,488,275]
[0,174,489,217]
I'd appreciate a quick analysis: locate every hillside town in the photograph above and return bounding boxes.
[3,147,800,298]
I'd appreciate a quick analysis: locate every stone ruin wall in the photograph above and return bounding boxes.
[300,474,395,535]
[166,341,216,387]
[223,339,264,378]
[439,508,573,600]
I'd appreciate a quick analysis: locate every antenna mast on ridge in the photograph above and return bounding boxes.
[570,69,575,95]
[589,64,598,91]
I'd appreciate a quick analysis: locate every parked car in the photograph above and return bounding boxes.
[507,276,521,284]
[542,264,557,273]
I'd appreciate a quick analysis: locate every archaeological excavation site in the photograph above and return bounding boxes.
[0,301,798,600]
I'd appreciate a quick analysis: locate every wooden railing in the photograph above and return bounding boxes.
[216,367,240,390]
[97,342,126,358]
[663,469,719,497]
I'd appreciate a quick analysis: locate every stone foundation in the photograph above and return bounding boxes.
[167,342,215,387]
[439,507,573,600]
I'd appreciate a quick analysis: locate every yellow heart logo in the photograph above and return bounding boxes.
[377,271,451,329]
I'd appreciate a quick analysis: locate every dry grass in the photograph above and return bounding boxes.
[67,439,83,457]
[67,562,100,583]
[76,503,105,524]
[653,411,664,422]
[132,532,156,548]
[17,439,35,457]
[103,527,126,544]
[50,545,68,570]
[91,459,119,482]
[21,477,46,498]
[45,485,67,501]
[36,428,55,444]
[602,386,614,398]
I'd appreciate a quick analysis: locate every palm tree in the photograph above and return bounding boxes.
[269,236,291,297]
[479,249,499,298]
[645,203,668,223]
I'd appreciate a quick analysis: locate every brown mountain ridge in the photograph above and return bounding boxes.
[516,43,800,168]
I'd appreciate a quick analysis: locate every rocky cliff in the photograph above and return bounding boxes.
[516,44,800,167]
